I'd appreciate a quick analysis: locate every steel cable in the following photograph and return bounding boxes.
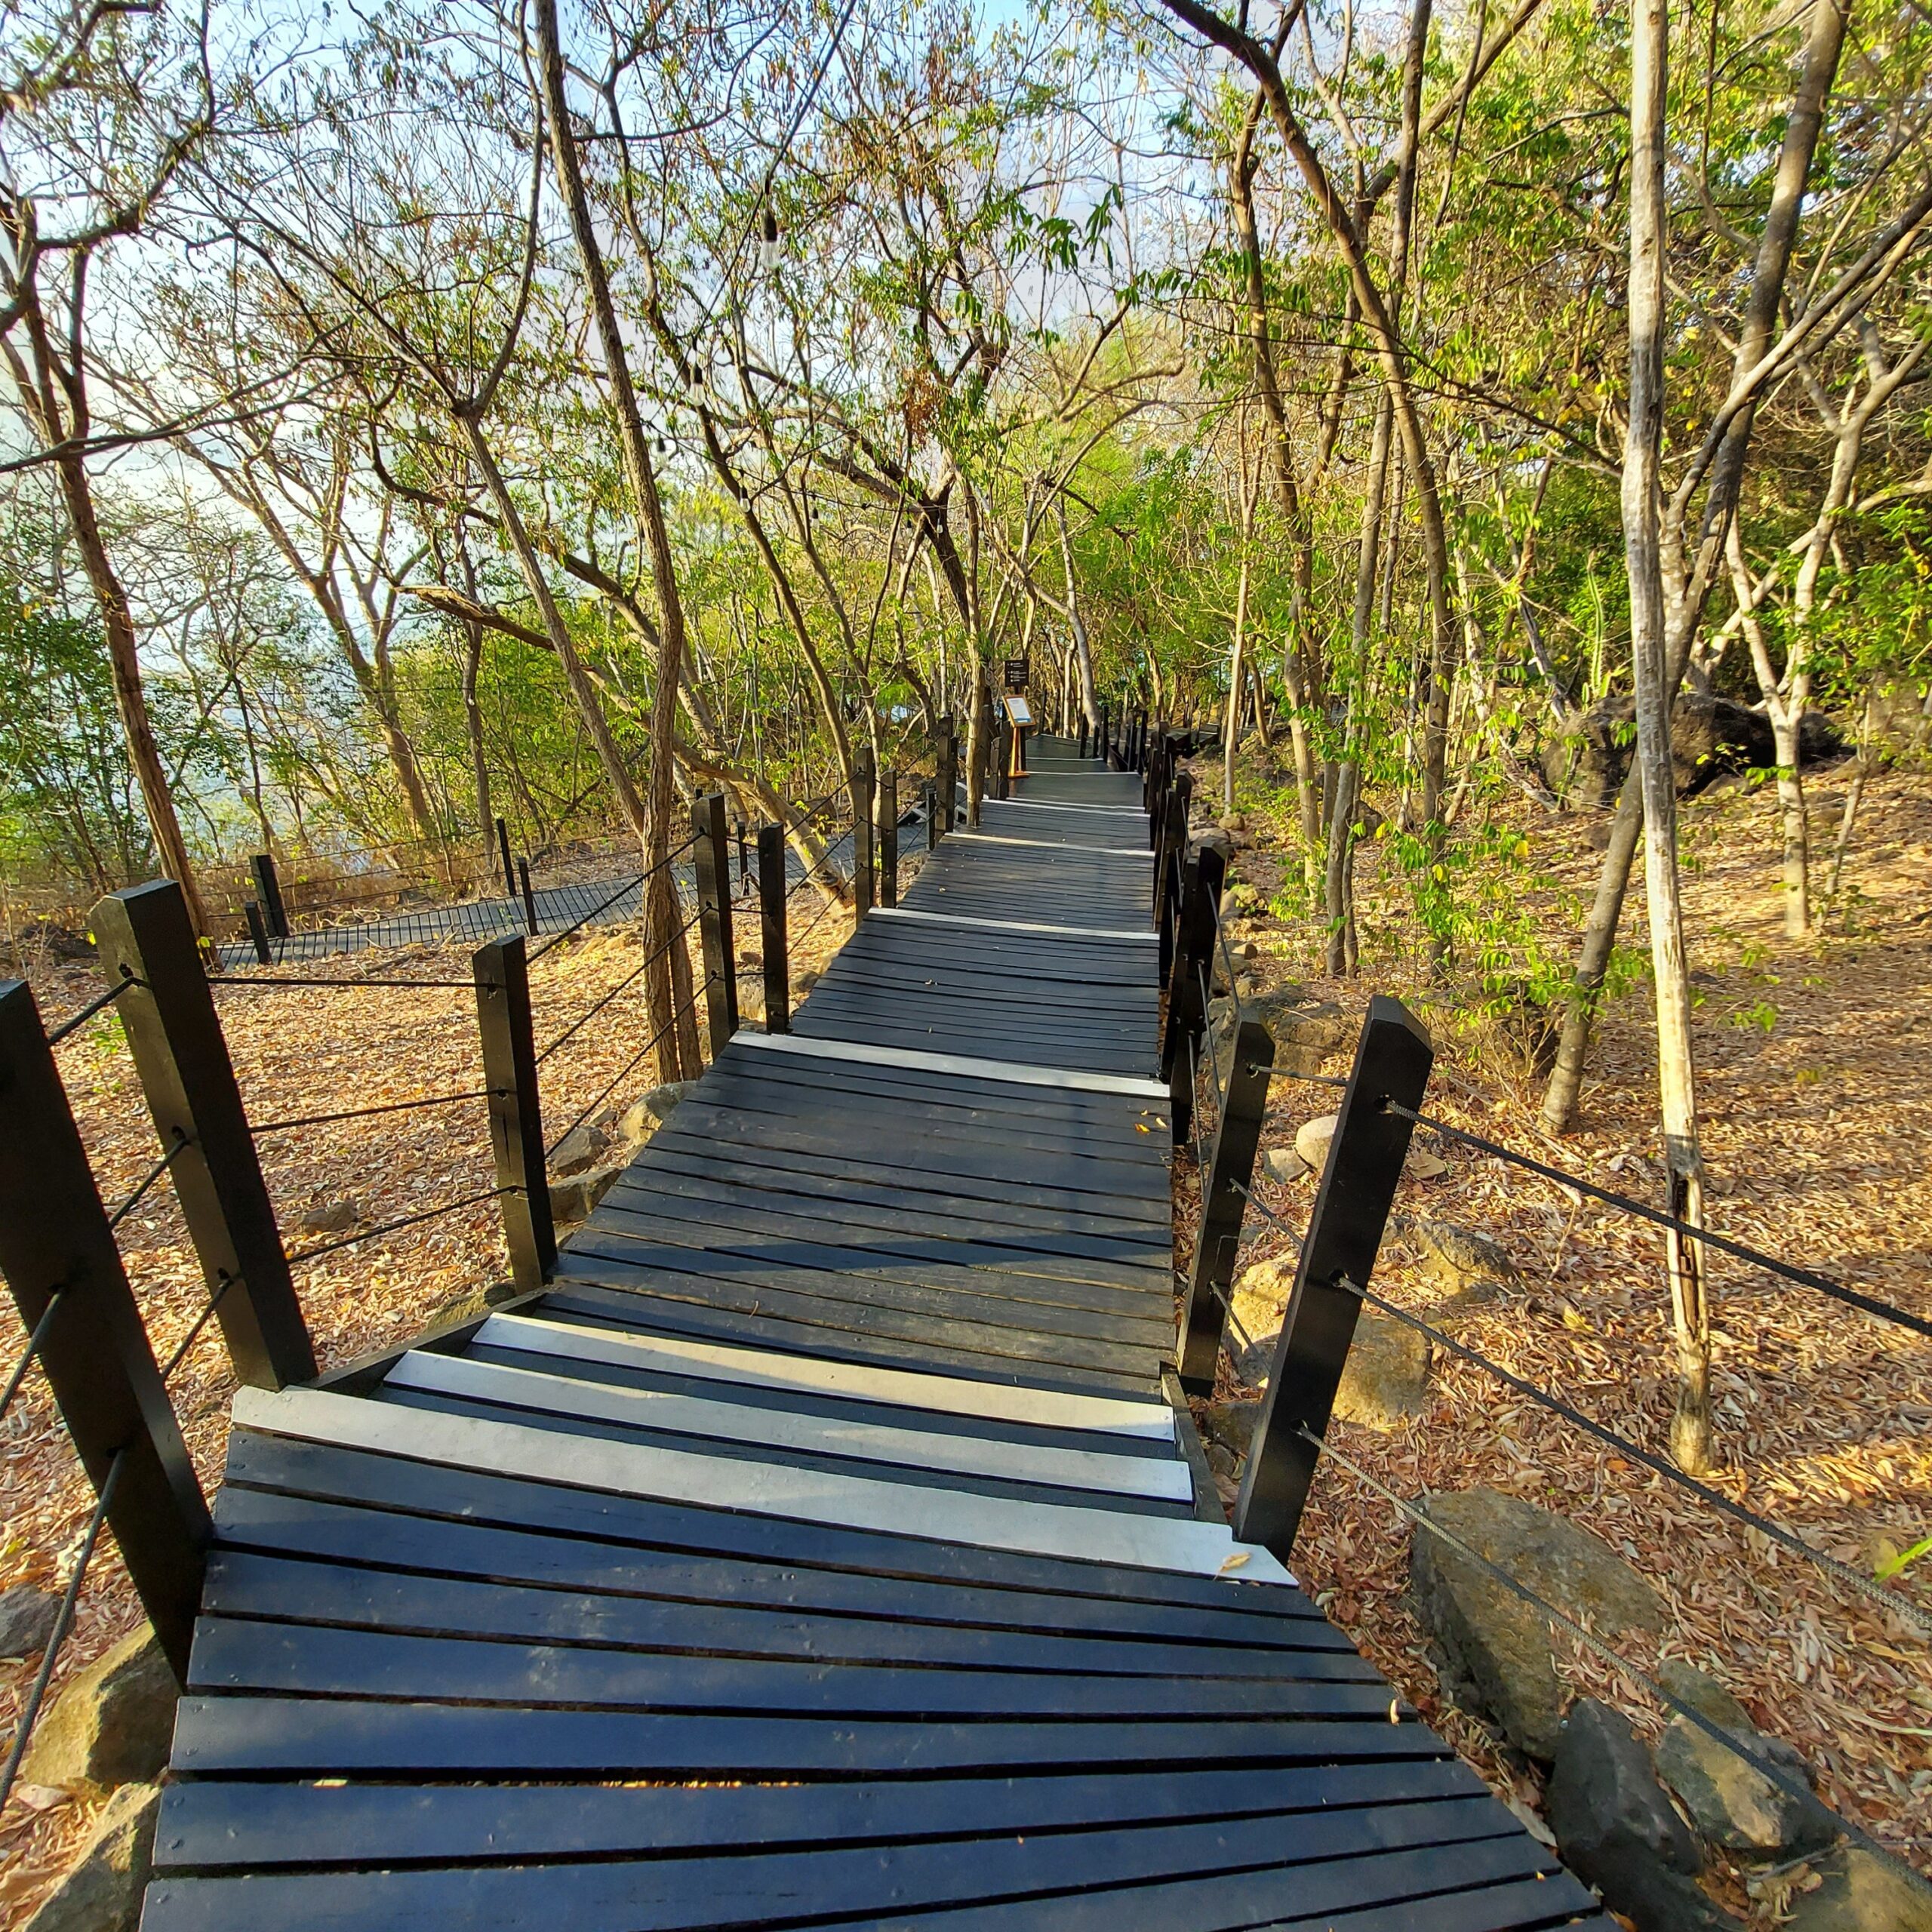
[1224,1174,1932,1640]
[1383,1102,1932,1341]
[1303,1422,1932,1904]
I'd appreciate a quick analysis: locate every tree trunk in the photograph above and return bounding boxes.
[1626,0,1712,1475]
[1054,497,1100,728]
[1771,715,1810,934]
[55,450,214,940]
[537,0,700,1077]
[1540,774,1643,1132]
[1537,0,1847,1113]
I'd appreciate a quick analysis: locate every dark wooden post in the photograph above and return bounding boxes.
[92,882,316,1390]
[1177,1019,1275,1394]
[517,857,539,936]
[994,708,1012,800]
[1078,715,1089,759]
[244,901,273,966]
[691,792,739,1051]
[1155,768,1192,980]
[495,815,516,899]
[879,771,899,909]
[852,748,875,917]
[757,823,789,1035]
[1233,997,1435,1555]
[934,719,956,845]
[1160,841,1223,1145]
[737,820,750,891]
[0,980,213,1678]
[472,934,555,1294]
[249,853,288,938]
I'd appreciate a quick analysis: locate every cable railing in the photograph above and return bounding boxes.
[0,731,966,1875]
[1149,736,1931,1898]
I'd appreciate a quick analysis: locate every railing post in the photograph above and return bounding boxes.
[0,980,213,1678]
[244,901,273,966]
[1160,841,1223,1146]
[473,934,555,1294]
[852,748,875,917]
[249,853,288,938]
[994,708,1012,800]
[879,770,899,909]
[757,823,789,1035]
[1233,996,1436,1556]
[1155,768,1192,977]
[91,881,316,1389]
[1096,703,1108,765]
[934,718,956,845]
[1078,715,1089,760]
[691,791,739,1051]
[1177,1018,1275,1394]
[517,856,539,937]
[495,815,516,899]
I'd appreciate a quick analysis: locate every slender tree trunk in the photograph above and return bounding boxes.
[1540,774,1644,1132]
[1055,497,1100,727]
[1824,681,1877,915]
[1627,0,1712,1475]
[460,620,493,849]
[537,0,700,1076]
[1540,0,1847,1120]
[55,451,214,939]
[1326,392,1393,974]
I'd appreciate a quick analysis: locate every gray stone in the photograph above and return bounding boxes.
[1193,829,1235,867]
[20,1628,177,1792]
[1408,1488,1667,1759]
[1269,999,1349,1053]
[1783,1850,1932,1931]
[641,1079,695,1124]
[549,1161,626,1227]
[297,1199,358,1236]
[1653,1666,1837,1860]
[1546,1701,1726,1932]
[1294,1113,1337,1169]
[1410,1221,1521,1290]
[793,968,821,994]
[1656,1660,1751,1732]
[23,1782,159,1932]
[1201,1398,1260,1459]
[0,1583,62,1660]
[1331,1314,1432,1431]
[548,1121,611,1177]
[1262,1147,1308,1183]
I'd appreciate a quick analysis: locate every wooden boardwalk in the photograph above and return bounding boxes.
[141,735,1604,1932]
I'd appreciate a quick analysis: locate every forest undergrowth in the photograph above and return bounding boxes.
[1179,750,1932,1916]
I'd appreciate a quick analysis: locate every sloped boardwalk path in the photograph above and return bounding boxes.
[142,737,1602,1932]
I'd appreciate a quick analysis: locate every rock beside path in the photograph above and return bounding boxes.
[0,1583,62,1660]
[548,1121,611,1177]
[1405,1219,1521,1291]
[549,1162,625,1227]
[1783,1850,1932,1931]
[1331,1313,1432,1430]
[1653,1663,1838,1859]
[1408,1487,1667,1759]
[20,1629,177,1793]
[23,1783,159,1932]
[1546,1701,1727,1932]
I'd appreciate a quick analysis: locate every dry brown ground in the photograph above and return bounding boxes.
[1184,757,1932,1920]
[0,872,859,1923]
